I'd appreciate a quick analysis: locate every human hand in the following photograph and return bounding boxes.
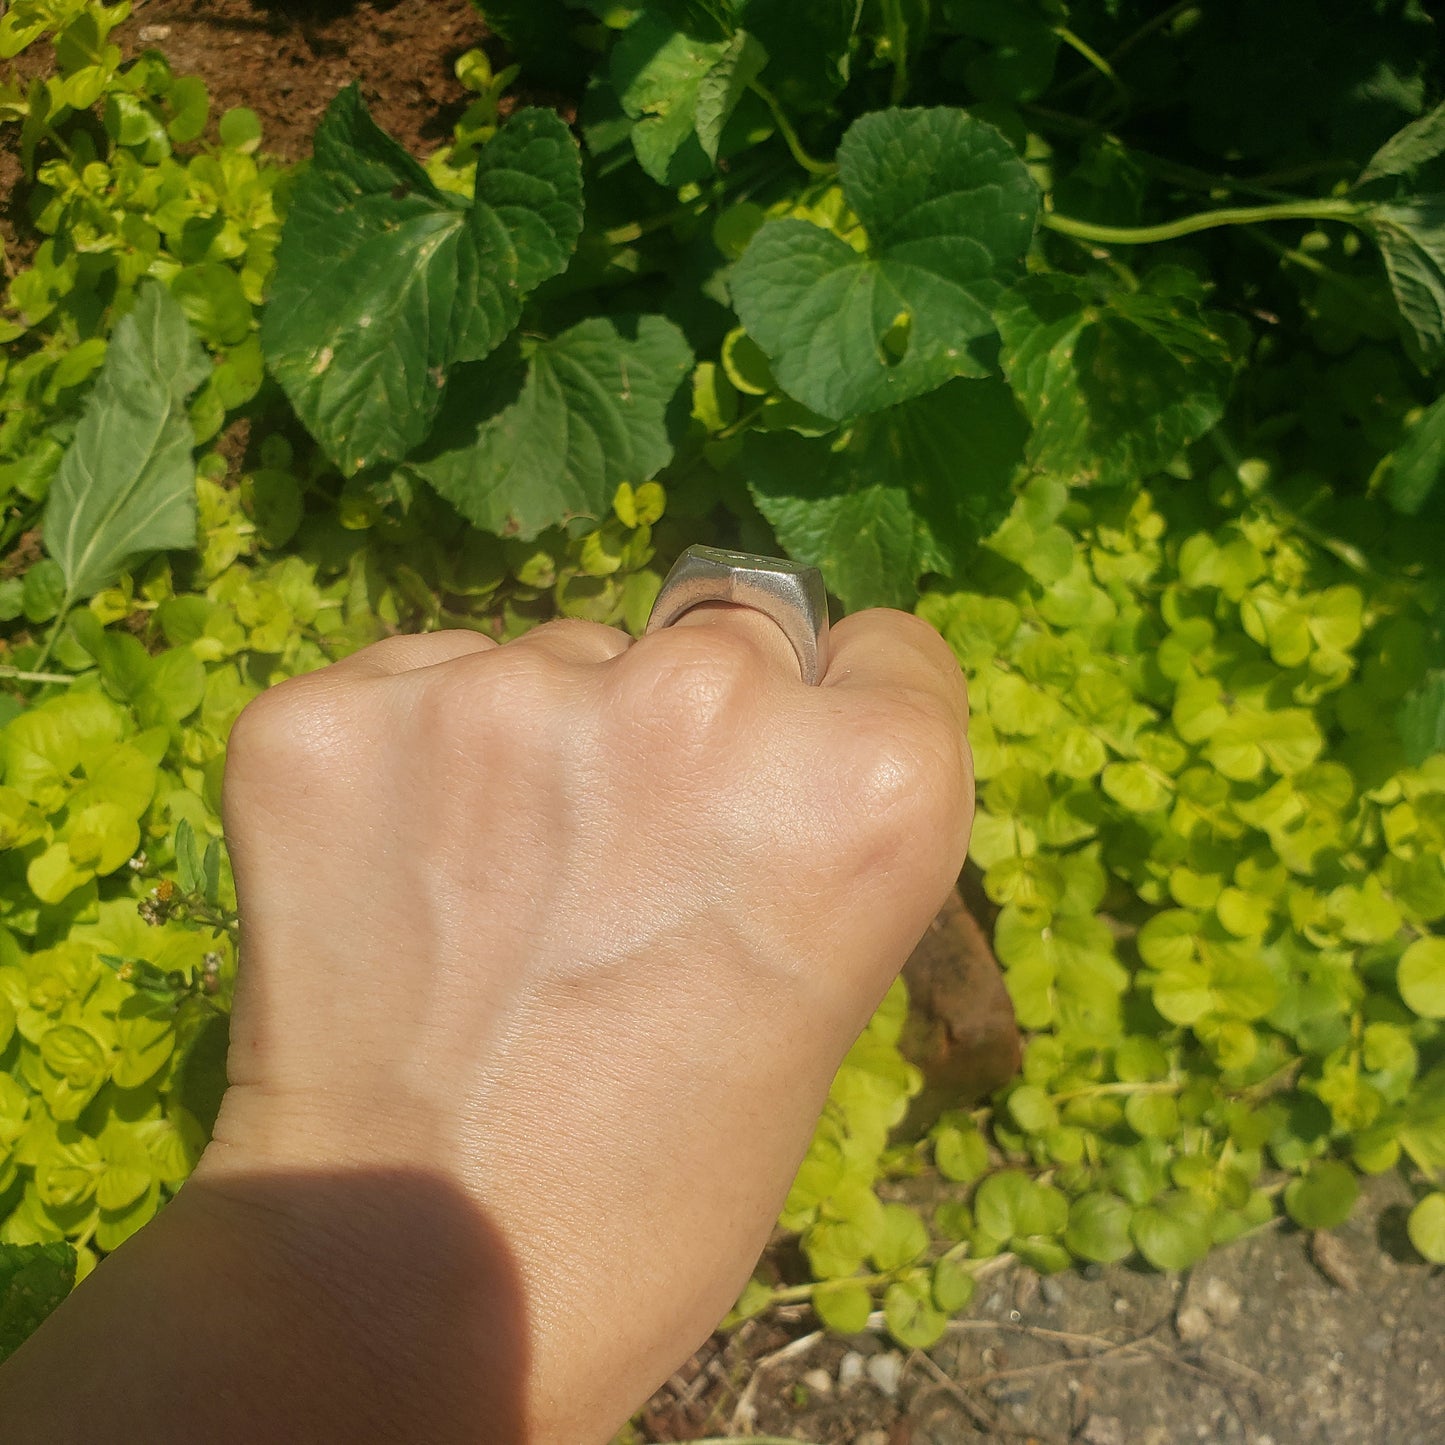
[0,602,971,1445]
[203,602,972,1439]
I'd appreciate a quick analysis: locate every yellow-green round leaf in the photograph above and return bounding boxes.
[1398,936,1445,1019]
[1406,1193,1445,1264]
[883,1276,948,1350]
[813,1278,873,1333]
[1284,1161,1358,1230]
[931,1256,976,1313]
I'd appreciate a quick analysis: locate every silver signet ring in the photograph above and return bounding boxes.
[645,545,831,686]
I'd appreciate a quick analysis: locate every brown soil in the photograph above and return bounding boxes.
[122,0,488,162]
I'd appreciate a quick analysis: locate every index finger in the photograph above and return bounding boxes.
[821,609,969,722]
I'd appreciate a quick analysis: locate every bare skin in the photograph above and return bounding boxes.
[0,604,973,1444]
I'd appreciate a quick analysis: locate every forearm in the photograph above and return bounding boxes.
[0,1165,527,1445]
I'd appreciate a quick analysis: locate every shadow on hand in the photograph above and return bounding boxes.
[0,1169,530,1445]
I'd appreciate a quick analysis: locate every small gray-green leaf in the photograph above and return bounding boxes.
[261,87,582,475]
[44,281,208,603]
[996,268,1239,486]
[410,315,693,539]
[745,377,1025,611]
[731,107,1038,420]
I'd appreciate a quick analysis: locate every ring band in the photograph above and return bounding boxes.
[645,545,830,685]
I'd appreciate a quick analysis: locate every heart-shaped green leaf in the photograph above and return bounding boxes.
[731,107,1037,419]
[409,315,692,539]
[261,87,583,475]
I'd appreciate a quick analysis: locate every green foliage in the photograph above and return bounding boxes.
[0,14,284,528]
[0,1240,74,1361]
[43,282,209,614]
[5,0,1445,1366]
[261,90,584,476]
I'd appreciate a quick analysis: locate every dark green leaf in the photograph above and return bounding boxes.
[261,89,582,475]
[1397,670,1445,766]
[201,839,222,908]
[731,107,1037,420]
[0,1242,75,1363]
[612,15,731,186]
[1385,393,1445,514]
[44,281,208,603]
[410,316,693,539]
[745,377,1025,611]
[996,268,1239,486]
[1359,101,1445,187]
[735,0,857,112]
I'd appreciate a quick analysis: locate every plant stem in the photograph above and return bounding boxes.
[29,597,71,677]
[1108,0,1199,65]
[880,0,909,105]
[750,80,836,177]
[1043,196,1363,247]
[1053,25,1128,113]
[1051,1080,1181,1102]
[767,1269,897,1304]
[0,664,76,685]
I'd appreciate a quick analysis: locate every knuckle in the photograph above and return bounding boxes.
[226,674,338,768]
[615,630,765,739]
[843,699,974,859]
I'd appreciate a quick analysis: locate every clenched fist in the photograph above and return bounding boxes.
[0,604,973,1445]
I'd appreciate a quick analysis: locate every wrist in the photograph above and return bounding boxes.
[0,1164,530,1445]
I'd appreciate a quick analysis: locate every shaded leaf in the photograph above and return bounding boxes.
[996,268,1239,487]
[1386,393,1445,515]
[0,1242,75,1363]
[1364,199,1445,365]
[410,316,693,539]
[745,377,1025,611]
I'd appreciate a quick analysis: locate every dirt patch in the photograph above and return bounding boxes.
[123,0,489,162]
[639,1172,1444,1445]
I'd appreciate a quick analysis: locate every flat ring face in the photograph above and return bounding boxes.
[645,544,831,685]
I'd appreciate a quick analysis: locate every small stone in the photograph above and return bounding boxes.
[1176,1304,1213,1343]
[838,1351,866,1391]
[1200,1276,1242,1326]
[1081,1415,1126,1445]
[1040,1275,1067,1306]
[866,1351,905,1398]
[138,24,172,40]
[1112,1296,1131,1316]
[801,1368,833,1396]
